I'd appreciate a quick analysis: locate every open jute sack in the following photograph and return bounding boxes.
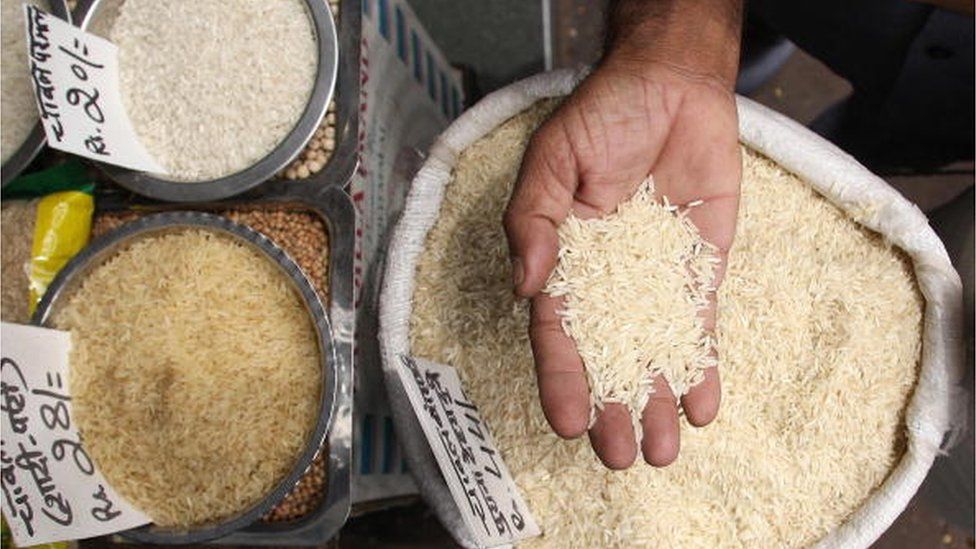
[378,69,966,548]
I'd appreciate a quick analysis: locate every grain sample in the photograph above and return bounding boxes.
[283,91,338,181]
[410,102,923,548]
[1,200,36,322]
[92,208,332,521]
[1,0,49,163]
[545,178,718,429]
[262,452,328,522]
[283,0,340,181]
[93,209,329,299]
[55,229,321,526]
[111,0,317,181]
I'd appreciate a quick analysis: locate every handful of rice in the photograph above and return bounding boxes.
[544,178,718,430]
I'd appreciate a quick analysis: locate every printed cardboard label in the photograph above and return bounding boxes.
[1,322,151,545]
[23,5,165,173]
[349,0,463,503]
[395,355,541,548]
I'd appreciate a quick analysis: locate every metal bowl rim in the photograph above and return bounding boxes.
[31,210,338,544]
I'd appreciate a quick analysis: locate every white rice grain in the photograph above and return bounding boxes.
[544,178,717,429]
[111,0,318,181]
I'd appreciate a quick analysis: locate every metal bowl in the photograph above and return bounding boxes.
[32,211,338,544]
[74,0,339,202]
[0,0,71,187]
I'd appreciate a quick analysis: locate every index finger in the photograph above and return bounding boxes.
[503,123,577,298]
[529,293,590,439]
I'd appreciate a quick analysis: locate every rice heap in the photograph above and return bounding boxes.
[1,0,49,164]
[544,178,718,429]
[90,209,332,522]
[110,0,317,181]
[282,0,341,181]
[1,200,37,322]
[54,229,321,526]
[410,101,923,548]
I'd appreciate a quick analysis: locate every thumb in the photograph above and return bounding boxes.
[503,124,577,298]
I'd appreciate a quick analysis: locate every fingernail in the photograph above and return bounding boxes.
[511,258,525,288]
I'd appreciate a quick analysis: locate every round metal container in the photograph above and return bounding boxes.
[32,211,338,544]
[74,0,339,202]
[0,0,71,187]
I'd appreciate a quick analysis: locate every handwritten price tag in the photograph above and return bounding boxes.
[396,356,541,548]
[1,323,151,545]
[23,5,165,173]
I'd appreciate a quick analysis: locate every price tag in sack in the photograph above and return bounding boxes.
[22,5,165,173]
[1,322,151,545]
[396,355,541,548]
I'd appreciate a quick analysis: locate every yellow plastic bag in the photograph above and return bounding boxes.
[27,191,93,315]
[2,161,94,321]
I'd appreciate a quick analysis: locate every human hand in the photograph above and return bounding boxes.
[503,0,743,469]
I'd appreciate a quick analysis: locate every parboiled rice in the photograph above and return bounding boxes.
[54,229,321,526]
[1,0,49,164]
[410,101,923,548]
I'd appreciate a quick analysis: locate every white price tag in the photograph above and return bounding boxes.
[396,355,541,548]
[23,5,165,173]
[1,323,151,545]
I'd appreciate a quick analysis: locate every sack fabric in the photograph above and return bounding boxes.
[377,69,966,549]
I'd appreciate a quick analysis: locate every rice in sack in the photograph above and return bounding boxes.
[379,70,964,548]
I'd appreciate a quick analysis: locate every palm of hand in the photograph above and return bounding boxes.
[505,63,741,469]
